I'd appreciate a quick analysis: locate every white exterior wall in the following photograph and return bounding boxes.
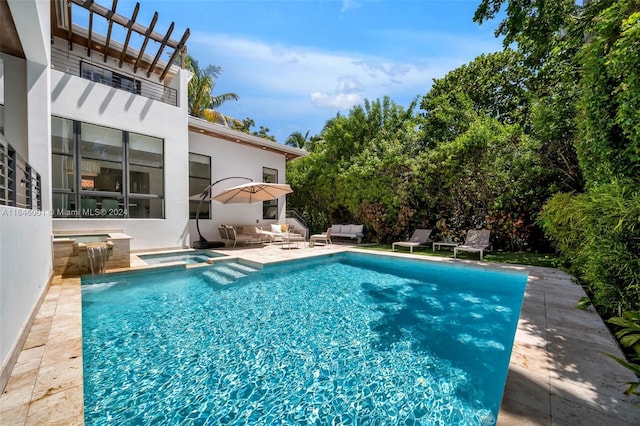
[188,131,288,243]
[50,64,191,251]
[1,0,52,387]
[0,208,51,377]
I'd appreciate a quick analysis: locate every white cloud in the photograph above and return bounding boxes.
[310,92,362,110]
[191,32,447,102]
[189,30,500,141]
[336,76,364,93]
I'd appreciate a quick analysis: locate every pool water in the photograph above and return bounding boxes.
[138,250,226,265]
[82,253,527,425]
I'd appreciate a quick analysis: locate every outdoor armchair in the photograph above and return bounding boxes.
[309,228,332,247]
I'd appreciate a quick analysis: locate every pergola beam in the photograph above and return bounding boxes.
[133,11,157,73]
[71,0,184,49]
[147,21,173,78]
[55,0,190,78]
[160,28,190,81]
[118,2,139,67]
[66,0,73,49]
[102,0,118,62]
[87,10,93,56]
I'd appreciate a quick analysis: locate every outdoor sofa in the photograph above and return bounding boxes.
[331,224,364,243]
[218,225,263,247]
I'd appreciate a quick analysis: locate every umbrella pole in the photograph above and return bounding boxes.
[195,192,207,242]
[193,176,252,247]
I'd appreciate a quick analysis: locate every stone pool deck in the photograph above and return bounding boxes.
[1,243,638,425]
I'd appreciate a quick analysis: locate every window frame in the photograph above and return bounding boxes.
[189,152,212,220]
[51,116,165,219]
[262,167,278,220]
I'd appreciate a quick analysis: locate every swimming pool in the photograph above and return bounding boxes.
[81,252,527,425]
[138,250,227,265]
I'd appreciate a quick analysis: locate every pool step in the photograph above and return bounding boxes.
[215,264,251,279]
[201,262,260,286]
[201,270,235,285]
[225,262,260,274]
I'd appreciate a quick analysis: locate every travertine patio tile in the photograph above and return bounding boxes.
[31,357,83,402]
[28,318,53,334]
[22,330,49,351]
[550,393,638,426]
[15,346,45,365]
[10,358,41,378]
[510,343,552,372]
[26,385,83,426]
[502,364,550,408]
[0,371,36,411]
[497,400,551,426]
[0,403,30,426]
[40,338,82,367]
[546,323,617,349]
[514,314,547,338]
[44,319,77,335]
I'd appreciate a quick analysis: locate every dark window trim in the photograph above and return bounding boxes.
[51,116,164,219]
[262,167,278,220]
[189,152,211,220]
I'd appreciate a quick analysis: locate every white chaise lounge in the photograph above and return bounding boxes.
[453,229,491,260]
[392,229,432,253]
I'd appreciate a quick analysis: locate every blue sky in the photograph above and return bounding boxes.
[78,1,504,143]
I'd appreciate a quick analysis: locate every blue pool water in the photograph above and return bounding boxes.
[138,250,226,265]
[82,253,527,425]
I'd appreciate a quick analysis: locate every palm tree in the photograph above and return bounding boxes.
[185,55,239,125]
[285,130,310,149]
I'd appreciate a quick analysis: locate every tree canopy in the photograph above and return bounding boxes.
[185,55,239,124]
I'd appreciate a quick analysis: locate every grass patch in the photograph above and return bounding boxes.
[360,244,557,268]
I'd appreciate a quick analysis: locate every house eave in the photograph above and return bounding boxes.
[188,116,308,161]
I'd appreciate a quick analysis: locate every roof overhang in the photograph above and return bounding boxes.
[0,0,26,58]
[188,116,308,161]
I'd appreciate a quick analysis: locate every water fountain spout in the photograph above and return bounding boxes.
[87,242,111,275]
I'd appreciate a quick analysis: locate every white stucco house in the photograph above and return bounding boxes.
[0,0,306,391]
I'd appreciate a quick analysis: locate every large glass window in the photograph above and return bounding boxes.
[51,117,75,193]
[128,133,164,218]
[189,153,211,219]
[51,117,164,218]
[263,167,278,220]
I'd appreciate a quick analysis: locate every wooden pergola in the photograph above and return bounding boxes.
[51,0,190,81]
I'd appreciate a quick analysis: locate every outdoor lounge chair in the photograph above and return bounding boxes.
[392,229,432,253]
[454,230,491,260]
[309,228,332,247]
[218,226,230,245]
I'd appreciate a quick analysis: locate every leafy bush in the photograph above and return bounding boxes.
[606,311,640,396]
[539,181,640,317]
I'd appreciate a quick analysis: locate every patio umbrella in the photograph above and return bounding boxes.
[212,181,293,204]
[191,178,293,248]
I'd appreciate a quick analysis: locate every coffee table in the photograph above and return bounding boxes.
[281,233,305,249]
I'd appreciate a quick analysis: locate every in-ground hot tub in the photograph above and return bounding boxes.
[52,232,133,276]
